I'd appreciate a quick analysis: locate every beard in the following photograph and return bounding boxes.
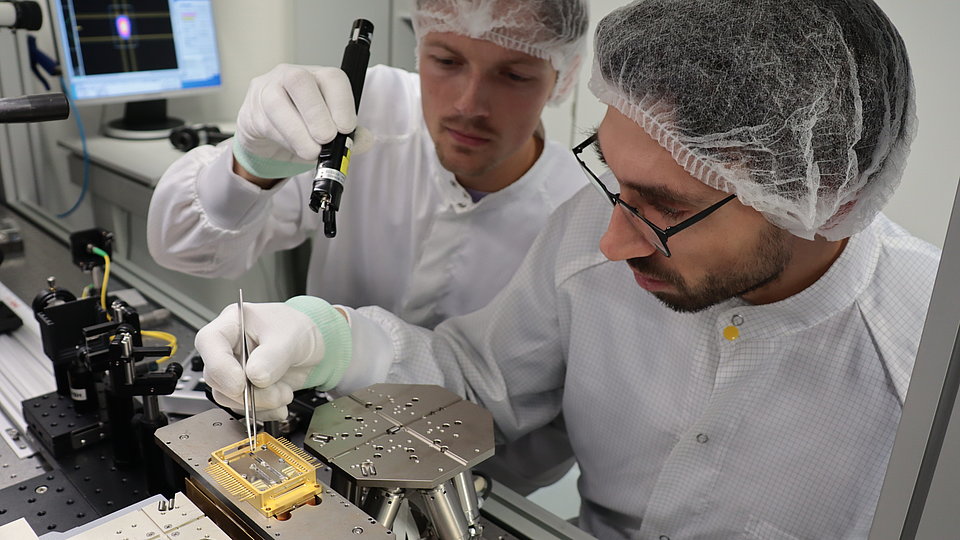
[629,224,793,313]
[433,115,500,179]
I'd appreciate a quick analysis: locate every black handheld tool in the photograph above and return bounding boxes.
[310,19,374,238]
[0,93,69,124]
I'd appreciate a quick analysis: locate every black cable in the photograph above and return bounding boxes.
[203,384,245,421]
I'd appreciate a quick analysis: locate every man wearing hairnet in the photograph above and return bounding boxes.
[194,0,940,537]
[148,0,587,492]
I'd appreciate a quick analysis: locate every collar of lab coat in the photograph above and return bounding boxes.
[717,220,880,341]
[712,213,935,402]
[432,140,568,214]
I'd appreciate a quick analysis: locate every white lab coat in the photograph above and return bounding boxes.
[336,188,941,539]
[147,64,585,329]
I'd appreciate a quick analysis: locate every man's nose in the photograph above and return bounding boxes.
[453,71,489,117]
[599,205,658,261]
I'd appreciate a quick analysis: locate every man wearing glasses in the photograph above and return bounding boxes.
[195,0,941,537]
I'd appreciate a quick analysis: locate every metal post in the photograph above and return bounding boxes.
[362,487,405,530]
[420,479,471,540]
[453,470,482,537]
[142,395,160,421]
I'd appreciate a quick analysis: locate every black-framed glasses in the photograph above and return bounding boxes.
[573,133,736,257]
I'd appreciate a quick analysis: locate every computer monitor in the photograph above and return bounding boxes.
[49,0,221,139]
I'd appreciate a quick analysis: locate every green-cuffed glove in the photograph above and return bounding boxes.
[195,296,352,421]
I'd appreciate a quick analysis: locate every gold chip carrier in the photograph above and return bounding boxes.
[206,432,323,518]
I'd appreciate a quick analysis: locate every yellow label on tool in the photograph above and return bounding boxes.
[340,148,351,175]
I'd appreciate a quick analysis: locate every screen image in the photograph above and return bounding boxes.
[61,1,178,76]
[54,0,220,103]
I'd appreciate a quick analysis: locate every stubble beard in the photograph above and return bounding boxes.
[433,116,501,180]
[435,143,498,180]
[629,224,793,313]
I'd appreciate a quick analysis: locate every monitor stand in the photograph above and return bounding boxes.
[103,99,184,140]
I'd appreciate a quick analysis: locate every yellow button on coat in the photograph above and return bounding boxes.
[723,325,740,341]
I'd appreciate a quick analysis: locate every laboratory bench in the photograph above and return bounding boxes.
[0,203,593,539]
[0,202,202,532]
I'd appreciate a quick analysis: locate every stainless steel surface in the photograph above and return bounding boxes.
[0,279,55,437]
[156,408,391,539]
[305,383,495,490]
[454,470,481,533]
[361,487,405,530]
[47,492,231,539]
[142,395,160,422]
[0,411,46,490]
[352,383,461,424]
[238,289,256,452]
[120,335,135,383]
[420,479,471,540]
[0,420,33,460]
[306,384,497,539]
[306,394,392,458]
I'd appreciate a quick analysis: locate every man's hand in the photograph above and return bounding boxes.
[232,64,357,182]
[195,298,352,421]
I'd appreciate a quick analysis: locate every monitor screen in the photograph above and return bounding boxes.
[52,0,221,104]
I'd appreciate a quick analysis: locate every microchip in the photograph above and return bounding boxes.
[207,432,322,518]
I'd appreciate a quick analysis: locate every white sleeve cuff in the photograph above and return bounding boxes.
[330,305,395,395]
[195,143,289,230]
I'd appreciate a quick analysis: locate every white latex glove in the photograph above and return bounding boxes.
[232,63,357,180]
[195,297,352,421]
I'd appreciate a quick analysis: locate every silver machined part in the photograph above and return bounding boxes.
[305,385,495,539]
[227,447,291,486]
[247,376,257,447]
[119,332,133,358]
[120,334,135,384]
[305,384,494,490]
[142,395,161,422]
[362,487,405,530]
[454,470,481,532]
[111,300,125,321]
[154,409,391,538]
[420,479,471,540]
[238,289,256,452]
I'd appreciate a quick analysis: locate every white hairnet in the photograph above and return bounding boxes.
[412,0,589,105]
[589,0,917,241]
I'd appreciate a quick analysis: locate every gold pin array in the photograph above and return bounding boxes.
[207,432,323,518]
